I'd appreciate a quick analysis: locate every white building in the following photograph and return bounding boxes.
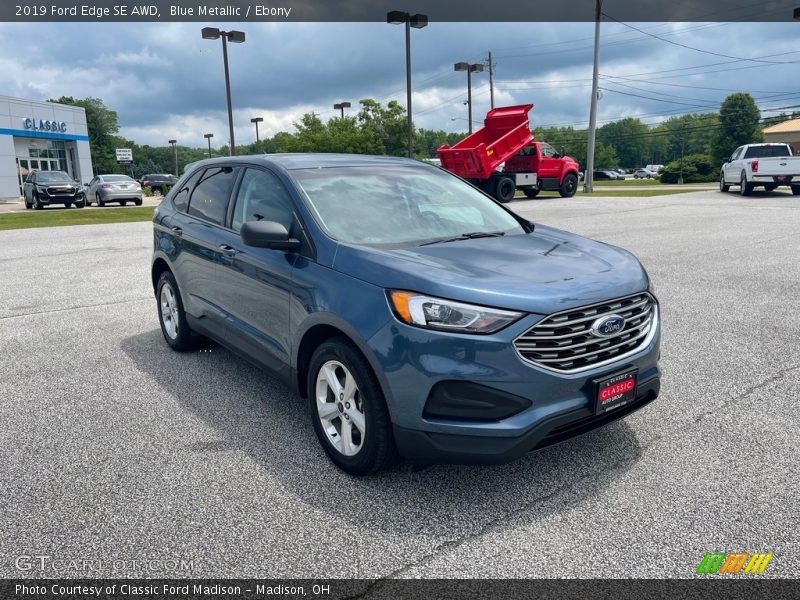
[0,95,94,201]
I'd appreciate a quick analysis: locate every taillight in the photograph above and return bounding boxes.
[751,160,759,173]
[101,184,113,189]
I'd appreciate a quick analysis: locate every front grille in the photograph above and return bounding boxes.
[47,186,75,195]
[514,292,656,372]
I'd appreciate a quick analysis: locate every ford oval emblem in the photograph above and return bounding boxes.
[590,314,626,337]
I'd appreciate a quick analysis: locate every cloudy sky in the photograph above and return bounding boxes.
[1,20,798,148]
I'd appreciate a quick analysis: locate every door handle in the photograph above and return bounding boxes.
[171,226,183,236]
[218,244,239,256]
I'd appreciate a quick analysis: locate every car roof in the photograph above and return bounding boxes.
[186,153,424,172]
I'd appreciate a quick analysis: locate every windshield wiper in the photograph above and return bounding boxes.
[419,231,506,246]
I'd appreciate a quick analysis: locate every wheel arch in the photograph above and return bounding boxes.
[293,318,396,421]
[151,257,171,294]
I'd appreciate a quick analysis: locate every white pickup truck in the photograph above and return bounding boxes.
[720,143,800,196]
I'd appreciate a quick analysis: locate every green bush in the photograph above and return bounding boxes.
[659,154,718,183]
[141,185,153,196]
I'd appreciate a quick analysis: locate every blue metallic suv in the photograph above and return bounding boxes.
[152,154,661,475]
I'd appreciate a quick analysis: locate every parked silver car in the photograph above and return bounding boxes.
[86,175,143,206]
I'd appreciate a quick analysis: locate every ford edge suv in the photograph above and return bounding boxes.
[151,154,661,475]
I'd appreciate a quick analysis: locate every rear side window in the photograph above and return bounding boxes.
[187,167,238,225]
[170,170,202,213]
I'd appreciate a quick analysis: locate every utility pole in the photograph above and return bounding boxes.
[485,51,495,110]
[583,0,602,193]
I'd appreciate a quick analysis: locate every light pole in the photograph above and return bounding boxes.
[583,0,602,193]
[168,139,178,175]
[250,117,263,143]
[204,133,214,158]
[333,102,351,118]
[454,62,484,135]
[201,27,245,156]
[387,10,428,158]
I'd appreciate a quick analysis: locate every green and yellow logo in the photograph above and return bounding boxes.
[696,552,773,575]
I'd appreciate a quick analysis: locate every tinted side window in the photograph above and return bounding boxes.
[231,168,295,233]
[170,170,202,213]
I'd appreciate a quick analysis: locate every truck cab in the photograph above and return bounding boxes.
[503,142,581,198]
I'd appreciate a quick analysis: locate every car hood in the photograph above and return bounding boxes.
[332,224,649,315]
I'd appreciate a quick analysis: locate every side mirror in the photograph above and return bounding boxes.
[83,183,89,187]
[240,220,300,251]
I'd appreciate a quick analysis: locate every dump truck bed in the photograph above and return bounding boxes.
[437,104,534,180]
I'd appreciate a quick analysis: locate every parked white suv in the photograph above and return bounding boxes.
[720,143,800,196]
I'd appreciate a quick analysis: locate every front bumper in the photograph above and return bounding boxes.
[39,193,84,204]
[368,302,661,465]
[393,373,659,464]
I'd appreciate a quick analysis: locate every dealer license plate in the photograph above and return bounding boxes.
[595,370,638,414]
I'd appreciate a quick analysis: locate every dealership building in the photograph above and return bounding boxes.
[0,95,94,201]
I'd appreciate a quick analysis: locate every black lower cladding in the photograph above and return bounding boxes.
[394,374,660,465]
[423,381,532,421]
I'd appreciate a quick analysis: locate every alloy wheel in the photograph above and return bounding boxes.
[315,360,365,457]
[160,282,180,340]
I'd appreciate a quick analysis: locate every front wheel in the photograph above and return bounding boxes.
[559,173,578,198]
[308,338,395,475]
[156,271,195,351]
[719,172,730,193]
[33,192,43,210]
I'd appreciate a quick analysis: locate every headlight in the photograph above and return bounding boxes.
[388,290,523,334]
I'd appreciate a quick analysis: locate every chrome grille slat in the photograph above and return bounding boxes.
[528,297,650,329]
[516,316,653,352]
[514,293,656,373]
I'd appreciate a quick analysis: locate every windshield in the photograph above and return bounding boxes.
[36,172,72,182]
[744,145,792,159]
[292,165,526,246]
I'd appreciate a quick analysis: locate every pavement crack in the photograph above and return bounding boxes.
[0,297,152,320]
[691,363,800,425]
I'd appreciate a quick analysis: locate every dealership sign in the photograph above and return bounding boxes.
[23,118,67,133]
[116,148,133,164]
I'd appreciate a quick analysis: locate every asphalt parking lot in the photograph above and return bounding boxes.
[1,189,798,579]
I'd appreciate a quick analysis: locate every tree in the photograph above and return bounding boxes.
[713,93,762,164]
[50,96,121,174]
[597,118,650,168]
[593,142,619,169]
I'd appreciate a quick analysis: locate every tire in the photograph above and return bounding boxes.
[33,192,43,210]
[308,337,396,475]
[152,186,163,196]
[24,196,31,209]
[522,186,540,199]
[134,198,143,206]
[792,186,800,196]
[494,176,516,204]
[719,172,730,193]
[120,200,127,207]
[739,172,753,196]
[74,199,86,208]
[156,271,195,352]
[96,193,105,207]
[559,173,579,198]
[64,202,72,208]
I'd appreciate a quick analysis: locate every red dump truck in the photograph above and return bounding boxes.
[437,104,581,202]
